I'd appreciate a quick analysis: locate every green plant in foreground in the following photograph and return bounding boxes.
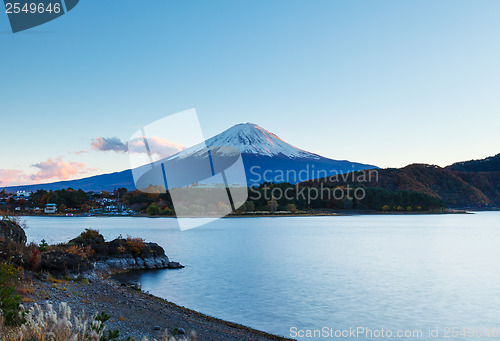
[38,239,48,252]
[0,262,24,326]
[91,311,128,341]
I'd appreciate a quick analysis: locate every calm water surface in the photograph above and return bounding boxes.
[23,213,500,340]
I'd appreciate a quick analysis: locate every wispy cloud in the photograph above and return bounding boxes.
[128,136,186,159]
[92,136,185,159]
[91,137,128,153]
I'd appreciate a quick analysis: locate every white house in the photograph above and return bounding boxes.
[45,203,57,214]
[16,191,31,197]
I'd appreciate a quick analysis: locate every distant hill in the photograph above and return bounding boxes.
[2,170,135,193]
[302,161,500,208]
[447,153,500,172]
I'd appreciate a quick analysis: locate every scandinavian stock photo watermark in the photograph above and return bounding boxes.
[128,109,248,231]
[248,166,379,204]
[289,326,500,339]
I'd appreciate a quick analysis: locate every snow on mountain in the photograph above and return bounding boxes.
[173,122,320,160]
[205,123,318,158]
[163,122,377,185]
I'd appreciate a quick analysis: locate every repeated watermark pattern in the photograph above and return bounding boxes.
[128,109,248,231]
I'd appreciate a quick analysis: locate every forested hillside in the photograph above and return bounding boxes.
[302,160,500,208]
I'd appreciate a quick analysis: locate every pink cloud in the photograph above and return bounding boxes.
[0,169,31,187]
[0,158,96,188]
[30,158,87,182]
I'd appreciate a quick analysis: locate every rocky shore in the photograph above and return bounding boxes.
[23,272,291,341]
[1,220,292,340]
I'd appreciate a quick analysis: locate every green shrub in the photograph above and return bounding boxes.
[147,203,161,216]
[0,262,24,326]
[38,239,48,252]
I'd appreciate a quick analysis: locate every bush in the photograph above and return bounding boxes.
[147,203,161,216]
[0,262,24,326]
[28,244,41,270]
[126,236,145,255]
[66,245,95,259]
[78,228,100,240]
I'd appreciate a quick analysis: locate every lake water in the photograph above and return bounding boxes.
[23,213,500,340]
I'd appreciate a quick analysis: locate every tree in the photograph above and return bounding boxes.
[244,201,255,212]
[268,198,277,213]
[116,188,128,198]
[286,203,297,213]
[81,203,90,212]
[147,203,161,216]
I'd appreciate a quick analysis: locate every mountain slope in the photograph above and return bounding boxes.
[302,162,500,208]
[447,153,500,172]
[1,123,377,191]
[1,170,135,193]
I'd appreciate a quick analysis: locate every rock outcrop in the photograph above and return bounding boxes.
[1,223,183,275]
[0,220,27,245]
[0,220,27,264]
[40,229,184,275]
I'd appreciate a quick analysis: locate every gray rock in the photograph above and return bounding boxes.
[0,220,27,245]
[167,261,184,269]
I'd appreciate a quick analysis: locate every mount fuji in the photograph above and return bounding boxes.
[2,123,378,192]
[170,122,378,186]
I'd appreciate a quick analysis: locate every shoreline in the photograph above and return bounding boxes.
[24,270,293,341]
[13,208,477,219]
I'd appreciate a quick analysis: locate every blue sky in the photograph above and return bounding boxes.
[1,0,500,186]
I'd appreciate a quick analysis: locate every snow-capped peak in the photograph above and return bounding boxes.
[202,123,319,159]
[168,122,321,161]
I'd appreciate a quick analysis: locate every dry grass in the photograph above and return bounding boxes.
[66,245,95,259]
[126,236,146,255]
[0,302,197,341]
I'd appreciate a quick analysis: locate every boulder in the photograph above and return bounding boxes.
[40,251,93,275]
[0,220,27,265]
[167,261,184,269]
[0,220,27,245]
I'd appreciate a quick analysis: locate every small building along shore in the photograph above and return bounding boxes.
[44,203,57,214]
